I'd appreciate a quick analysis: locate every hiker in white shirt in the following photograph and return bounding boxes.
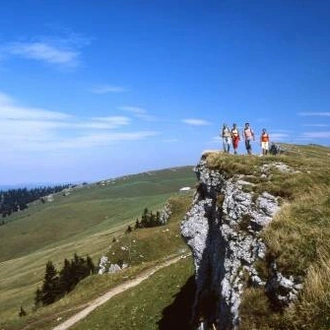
[221,123,231,153]
[243,122,255,155]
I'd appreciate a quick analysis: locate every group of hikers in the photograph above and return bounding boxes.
[221,122,270,155]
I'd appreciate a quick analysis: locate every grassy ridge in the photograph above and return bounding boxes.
[206,144,330,329]
[0,166,196,327]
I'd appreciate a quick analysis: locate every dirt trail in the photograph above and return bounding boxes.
[53,255,185,330]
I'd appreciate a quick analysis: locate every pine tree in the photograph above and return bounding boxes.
[34,287,43,308]
[86,255,95,275]
[70,253,92,287]
[18,306,27,317]
[156,211,161,225]
[40,261,60,305]
[59,258,74,294]
[141,207,149,227]
[135,218,142,229]
[149,211,156,227]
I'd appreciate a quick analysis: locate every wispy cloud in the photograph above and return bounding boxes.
[0,92,159,154]
[90,116,130,128]
[1,29,90,68]
[119,106,157,121]
[298,112,330,117]
[270,133,290,141]
[5,42,78,66]
[182,119,210,126]
[90,85,127,94]
[0,92,70,120]
[302,131,330,139]
[301,124,329,127]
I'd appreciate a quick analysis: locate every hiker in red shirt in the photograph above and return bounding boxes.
[260,128,270,155]
[231,123,240,154]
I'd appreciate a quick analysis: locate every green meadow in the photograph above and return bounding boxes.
[0,166,196,329]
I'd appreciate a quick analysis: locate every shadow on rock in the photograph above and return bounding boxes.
[158,275,196,330]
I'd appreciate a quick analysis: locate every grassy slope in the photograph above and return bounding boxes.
[25,195,195,330]
[71,258,195,330]
[0,166,196,327]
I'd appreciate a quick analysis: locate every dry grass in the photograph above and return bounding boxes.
[279,249,330,330]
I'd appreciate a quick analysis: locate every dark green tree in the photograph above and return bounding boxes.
[70,253,94,287]
[86,255,95,275]
[135,218,142,229]
[59,258,75,294]
[156,211,161,224]
[40,261,60,305]
[34,287,43,308]
[141,207,149,227]
[18,306,27,317]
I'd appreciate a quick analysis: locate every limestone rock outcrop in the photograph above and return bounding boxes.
[181,156,301,330]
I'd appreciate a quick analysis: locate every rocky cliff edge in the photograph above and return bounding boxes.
[181,152,302,330]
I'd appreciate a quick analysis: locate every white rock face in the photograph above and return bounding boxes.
[98,256,125,274]
[159,202,172,225]
[181,158,300,330]
[98,256,109,275]
[108,264,121,274]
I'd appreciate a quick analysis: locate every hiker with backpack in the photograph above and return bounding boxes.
[231,123,240,154]
[243,122,255,155]
[221,123,231,153]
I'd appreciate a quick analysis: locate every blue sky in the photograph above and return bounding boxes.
[0,0,329,185]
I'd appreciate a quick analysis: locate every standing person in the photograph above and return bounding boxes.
[231,123,240,154]
[221,123,231,153]
[260,128,270,155]
[243,122,255,155]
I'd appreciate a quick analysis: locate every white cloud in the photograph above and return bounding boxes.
[0,99,70,122]
[0,92,159,154]
[35,131,160,150]
[5,42,79,66]
[298,112,330,117]
[1,29,91,68]
[182,119,210,126]
[119,106,157,121]
[90,85,127,94]
[91,116,130,127]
